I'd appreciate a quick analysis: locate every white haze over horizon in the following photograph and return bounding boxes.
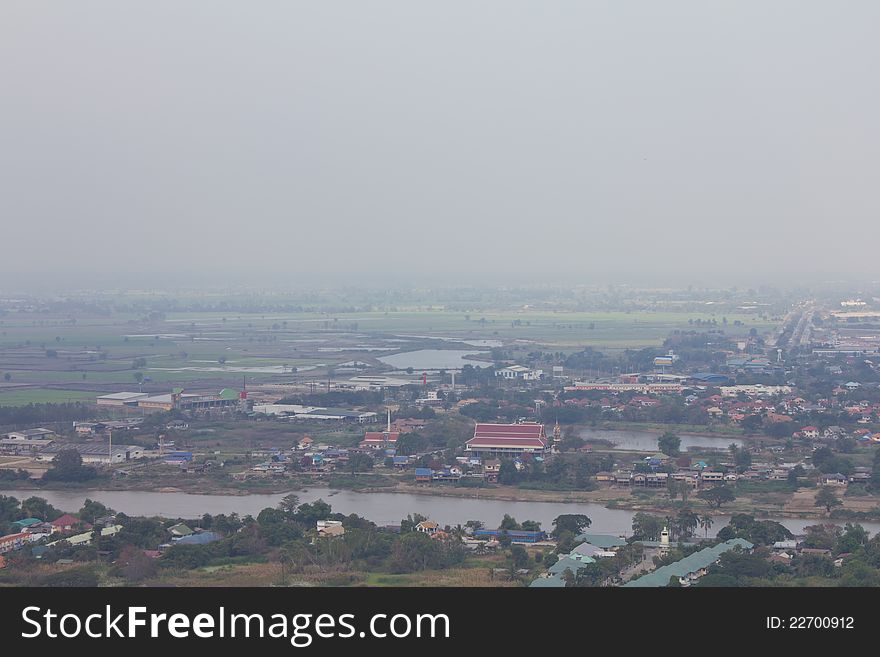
[1,2,878,292]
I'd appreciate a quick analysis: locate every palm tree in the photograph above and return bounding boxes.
[699,514,714,538]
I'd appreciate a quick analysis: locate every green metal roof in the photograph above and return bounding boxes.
[13,517,42,527]
[529,575,566,588]
[575,533,627,549]
[623,539,754,587]
[548,555,595,575]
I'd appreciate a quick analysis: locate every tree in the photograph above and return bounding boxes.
[837,523,869,554]
[42,450,98,483]
[500,514,520,530]
[388,532,442,573]
[20,496,61,522]
[78,499,112,524]
[347,452,374,474]
[699,514,714,538]
[278,494,300,518]
[116,544,158,582]
[658,432,681,457]
[400,513,428,533]
[716,514,792,546]
[631,513,665,541]
[815,486,842,515]
[295,499,333,523]
[551,514,591,538]
[509,544,529,569]
[729,444,752,472]
[521,520,541,532]
[697,485,736,509]
[671,509,699,540]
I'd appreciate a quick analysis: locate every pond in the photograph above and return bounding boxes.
[579,428,744,453]
[378,349,492,370]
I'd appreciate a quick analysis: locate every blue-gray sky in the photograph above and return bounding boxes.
[1,2,878,289]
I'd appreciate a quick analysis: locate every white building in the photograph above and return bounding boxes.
[36,443,144,464]
[495,365,543,381]
[719,385,792,398]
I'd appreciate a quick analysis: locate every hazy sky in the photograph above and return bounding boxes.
[1,2,878,290]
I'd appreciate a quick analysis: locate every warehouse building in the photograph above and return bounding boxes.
[36,442,144,464]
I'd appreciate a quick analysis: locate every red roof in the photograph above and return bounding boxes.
[467,423,547,450]
[472,423,545,439]
[361,431,400,443]
[467,437,547,448]
[51,514,87,529]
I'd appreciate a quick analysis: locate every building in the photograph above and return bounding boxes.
[176,531,221,546]
[168,523,194,538]
[473,529,546,543]
[96,392,150,407]
[36,442,144,464]
[819,473,848,487]
[0,437,54,455]
[51,514,88,532]
[390,418,427,433]
[495,365,543,381]
[335,375,414,390]
[317,520,346,537]
[574,533,627,551]
[564,382,684,394]
[12,518,42,531]
[416,520,440,535]
[0,532,38,554]
[483,458,501,482]
[98,389,240,412]
[253,404,377,423]
[624,539,754,587]
[163,451,193,465]
[4,428,55,441]
[719,385,792,398]
[465,422,548,457]
[360,431,400,449]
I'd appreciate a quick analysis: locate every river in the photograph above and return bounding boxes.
[4,488,876,537]
[579,428,744,452]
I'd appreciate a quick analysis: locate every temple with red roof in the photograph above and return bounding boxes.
[359,431,400,449]
[465,422,548,457]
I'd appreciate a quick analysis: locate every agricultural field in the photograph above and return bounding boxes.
[0,301,779,407]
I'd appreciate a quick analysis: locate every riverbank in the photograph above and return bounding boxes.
[5,473,876,523]
[5,486,879,538]
[371,481,880,521]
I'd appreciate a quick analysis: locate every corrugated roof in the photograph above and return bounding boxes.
[548,555,595,575]
[575,533,628,549]
[623,539,753,587]
[529,575,566,587]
